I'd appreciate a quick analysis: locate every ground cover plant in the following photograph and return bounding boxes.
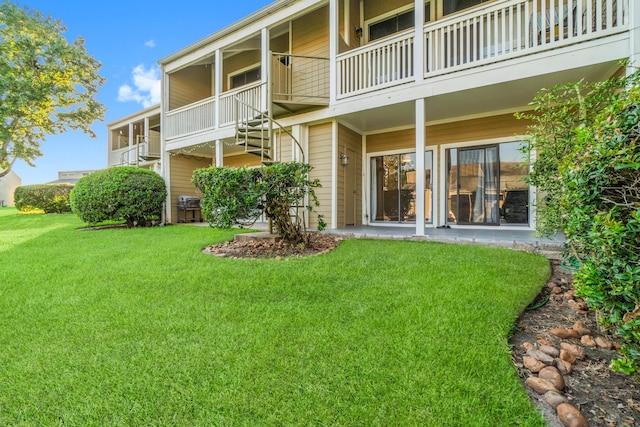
[0,212,550,425]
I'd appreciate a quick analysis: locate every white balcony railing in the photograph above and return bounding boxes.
[337,30,415,98]
[425,0,626,75]
[337,0,626,98]
[137,134,161,159]
[165,96,216,139]
[219,82,263,127]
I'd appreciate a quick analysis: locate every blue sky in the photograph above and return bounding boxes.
[12,0,272,185]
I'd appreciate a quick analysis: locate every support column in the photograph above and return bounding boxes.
[415,98,426,236]
[329,0,338,103]
[128,123,134,149]
[160,64,170,224]
[261,28,270,113]
[214,49,222,128]
[414,0,425,83]
[215,140,224,167]
[629,0,640,74]
[331,120,338,229]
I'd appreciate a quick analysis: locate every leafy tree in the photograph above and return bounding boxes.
[0,1,105,178]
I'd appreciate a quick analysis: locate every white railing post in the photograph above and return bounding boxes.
[215,49,221,129]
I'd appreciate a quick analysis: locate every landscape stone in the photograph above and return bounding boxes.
[539,366,565,391]
[523,356,546,373]
[560,349,576,364]
[526,348,555,366]
[556,403,589,427]
[522,341,535,350]
[543,391,568,409]
[568,300,588,311]
[572,320,590,336]
[549,328,581,339]
[555,358,573,374]
[537,337,555,347]
[560,342,585,359]
[525,376,560,395]
[539,344,560,357]
[595,336,613,349]
[580,335,596,347]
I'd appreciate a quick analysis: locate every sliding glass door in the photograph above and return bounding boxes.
[447,146,499,224]
[446,142,529,226]
[370,151,433,224]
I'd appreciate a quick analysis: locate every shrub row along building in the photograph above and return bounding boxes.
[107,0,635,234]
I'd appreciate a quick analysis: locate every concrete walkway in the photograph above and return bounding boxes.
[326,225,565,250]
[182,221,564,251]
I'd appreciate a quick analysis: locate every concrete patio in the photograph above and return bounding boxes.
[325,225,565,251]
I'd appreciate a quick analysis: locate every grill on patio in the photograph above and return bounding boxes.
[177,195,202,223]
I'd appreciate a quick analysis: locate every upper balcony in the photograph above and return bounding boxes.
[337,0,627,98]
[162,0,628,143]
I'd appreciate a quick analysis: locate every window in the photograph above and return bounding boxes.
[367,3,431,42]
[229,65,261,90]
[369,9,414,42]
[443,0,491,17]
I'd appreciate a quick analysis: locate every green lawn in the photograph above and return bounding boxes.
[0,211,550,426]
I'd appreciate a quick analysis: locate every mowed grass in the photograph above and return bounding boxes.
[0,211,550,426]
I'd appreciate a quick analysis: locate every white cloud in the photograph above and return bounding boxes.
[117,64,161,108]
[144,39,155,48]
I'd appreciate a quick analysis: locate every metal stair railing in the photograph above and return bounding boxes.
[234,91,305,164]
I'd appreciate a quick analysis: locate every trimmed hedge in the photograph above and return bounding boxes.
[70,167,166,227]
[14,184,74,213]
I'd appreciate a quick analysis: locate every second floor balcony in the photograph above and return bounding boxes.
[164,0,628,143]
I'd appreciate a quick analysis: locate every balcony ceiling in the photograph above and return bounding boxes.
[339,60,623,134]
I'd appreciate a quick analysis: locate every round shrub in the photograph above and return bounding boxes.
[14,184,74,213]
[70,167,166,227]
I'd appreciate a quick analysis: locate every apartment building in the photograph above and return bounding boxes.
[107,0,635,234]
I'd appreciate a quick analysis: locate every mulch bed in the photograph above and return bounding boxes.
[509,258,639,426]
[203,232,340,258]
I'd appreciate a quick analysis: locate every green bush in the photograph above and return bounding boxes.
[562,92,640,375]
[193,162,322,244]
[14,184,73,213]
[70,167,166,227]
[520,69,640,376]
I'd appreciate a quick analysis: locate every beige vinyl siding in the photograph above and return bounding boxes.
[308,122,333,228]
[276,132,293,163]
[223,51,261,92]
[169,65,213,111]
[292,6,329,57]
[364,0,412,22]
[349,0,361,47]
[366,114,527,153]
[223,154,262,168]
[366,128,415,153]
[337,124,363,227]
[292,6,329,100]
[169,155,212,222]
[426,114,527,145]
